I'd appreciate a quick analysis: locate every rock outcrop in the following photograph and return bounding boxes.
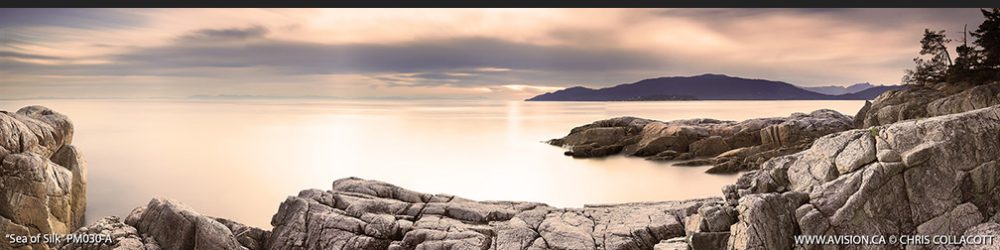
[266,177,718,250]
[61,198,270,250]
[855,82,1000,128]
[14,100,1000,250]
[1,106,87,250]
[549,109,855,173]
[125,198,269,250]
[722,104,1000,249]
[67,178,720,250]
[56,216,159,250]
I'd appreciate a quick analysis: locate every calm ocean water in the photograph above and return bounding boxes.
[0,99,864,228]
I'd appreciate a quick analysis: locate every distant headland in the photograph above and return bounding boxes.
[526,74,904,101]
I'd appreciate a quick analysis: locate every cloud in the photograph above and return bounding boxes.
[0,8,992,99]
[655,9,982,29]
[0,9,146,29]
[0,50,65,60]
[177,25,269,42]
[95,34,667,79]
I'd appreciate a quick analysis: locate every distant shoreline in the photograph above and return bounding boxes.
[526,74,904,102]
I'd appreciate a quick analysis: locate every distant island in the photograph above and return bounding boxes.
[526,74,905,101]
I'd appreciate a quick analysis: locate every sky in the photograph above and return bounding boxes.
[0,9,987,100]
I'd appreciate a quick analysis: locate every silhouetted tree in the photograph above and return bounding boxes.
[949,25,980,83]
[971,8,1000,83]
[903,29,951,85]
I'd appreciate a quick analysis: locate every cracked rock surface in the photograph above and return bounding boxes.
[548,110,854,173]
[855,82,1000,128]
[726,104,1000,250]
[266,177,717,250]
[1,106,87,250]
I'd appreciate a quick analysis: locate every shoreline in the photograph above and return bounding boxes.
[5,82,1000,249]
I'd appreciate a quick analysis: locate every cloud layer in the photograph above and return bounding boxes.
[0,9,986,99]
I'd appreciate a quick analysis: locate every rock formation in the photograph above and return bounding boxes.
[57,198,269,250]
[855,82,1000,128]
[62,178,719,250]
[266,177,718,250]
[722,104,1000,249]
[9,100,1000,249]
[1,106,87,250]
[548,109,855,173]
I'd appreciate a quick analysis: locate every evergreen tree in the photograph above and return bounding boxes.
[903,29,951,85]
[971,8,1000,83]
[949,25,980,83]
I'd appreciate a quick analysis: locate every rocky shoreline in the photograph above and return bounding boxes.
[4,82,1000,249]
[547,109,855,173]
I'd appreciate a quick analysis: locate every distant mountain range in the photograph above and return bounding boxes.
[526,74,905,101]
[803,83,878,95]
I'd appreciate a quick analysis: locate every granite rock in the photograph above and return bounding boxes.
[855,82,1000,128]
[266,177,717,250]
[550,110,854,173]
[0,106,87,250]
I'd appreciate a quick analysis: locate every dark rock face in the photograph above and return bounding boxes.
[726,104,1000,250]
[550,109,854,173]
[856,82,1000,128]
[266,177,717,250]
[0,106,87,250]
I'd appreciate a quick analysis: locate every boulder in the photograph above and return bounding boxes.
[0,106,86,250]
[124,198,260,250]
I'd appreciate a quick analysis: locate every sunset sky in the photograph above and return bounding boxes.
[0,9,985,99]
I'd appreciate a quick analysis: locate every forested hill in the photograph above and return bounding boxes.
[527,74,901,101]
